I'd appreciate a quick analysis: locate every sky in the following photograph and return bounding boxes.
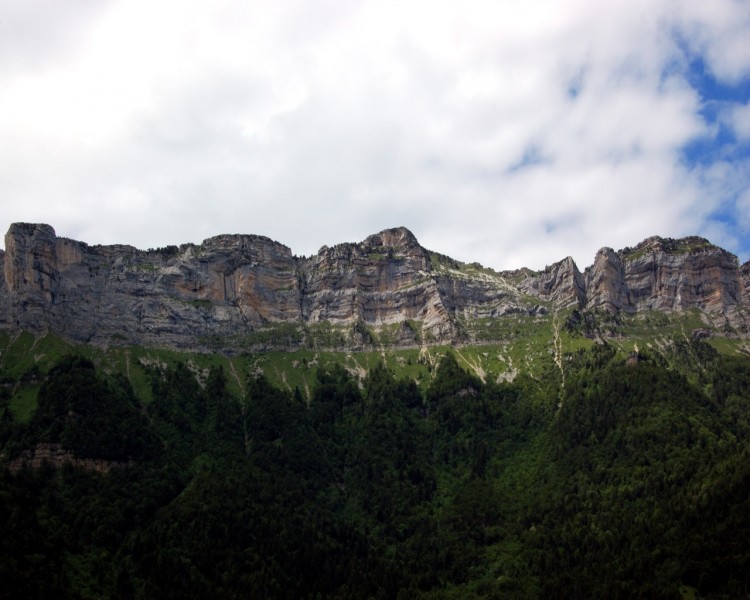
[1,0,749,271]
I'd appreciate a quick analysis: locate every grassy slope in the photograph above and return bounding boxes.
[1,307,747,422]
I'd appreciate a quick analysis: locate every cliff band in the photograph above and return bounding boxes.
[2,223,748,351]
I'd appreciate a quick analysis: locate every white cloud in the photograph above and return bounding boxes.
[730,102,750,140]
[1,0,748,270]
[674,0,750,83]
[738,189,750,230]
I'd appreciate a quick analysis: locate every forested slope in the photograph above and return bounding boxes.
[1,341,749,598]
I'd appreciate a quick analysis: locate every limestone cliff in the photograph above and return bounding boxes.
[1,224,748,351]
[0,224,458,350]
[741,260,750,305]
[583,247,628,312]
[518,256,586,309]
[3,223,303,348]
[584,236,743,315]
[299,228,452,340]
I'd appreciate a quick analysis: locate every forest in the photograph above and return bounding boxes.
[1,339,749,599]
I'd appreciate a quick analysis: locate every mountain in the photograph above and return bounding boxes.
[2,223,750,600]
[2,222,748,351]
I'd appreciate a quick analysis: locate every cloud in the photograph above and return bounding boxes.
[673,0,750,83]
[1,0,749,270]
[738,188,750,230]
[730,102,750,140]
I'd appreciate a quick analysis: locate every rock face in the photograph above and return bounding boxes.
[741,260,750,305]
[3,223,306,349]
[518,256,586,309]
[1,223,748,351]
[300,228,450,336]
[584,248,628,311]
[7,443,132,473]
[584,236,743,314]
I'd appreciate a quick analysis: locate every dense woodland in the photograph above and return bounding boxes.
[1,340,749,599]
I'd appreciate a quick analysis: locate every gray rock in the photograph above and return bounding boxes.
[2,224,748,351]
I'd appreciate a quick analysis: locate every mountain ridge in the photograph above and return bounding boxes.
[2,222,748,352]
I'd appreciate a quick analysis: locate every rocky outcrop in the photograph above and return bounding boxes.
[583,248,627,312]
[2,223,303,348]
[300,227,453,340]
[1,224,748,351]
[518,256,586,309]
[6,443,133,473]
[0,224,472,350]
[741,261,750,305]
[0,248,7,329]
[584,236,742,315]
